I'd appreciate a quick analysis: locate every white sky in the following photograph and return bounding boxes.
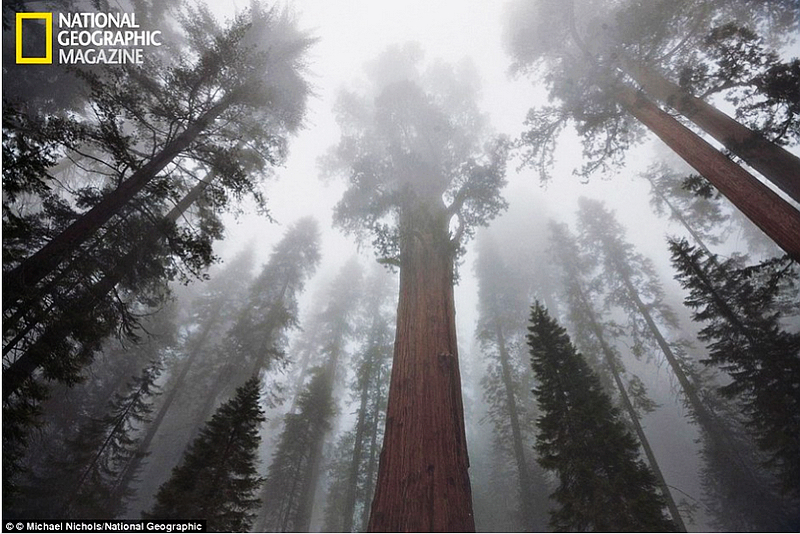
[194,5,776,529]
[207,0,671,340]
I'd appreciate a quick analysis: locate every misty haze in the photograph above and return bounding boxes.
[3,0,799,532]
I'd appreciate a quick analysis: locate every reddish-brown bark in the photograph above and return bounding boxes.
[615,83,800,261]
[367,200,474,532]
[623,61,800,204]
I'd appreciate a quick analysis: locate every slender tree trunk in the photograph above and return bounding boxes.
[623,60,800,204]
[295,352,340,532]
[3,95,235,312]
[367,201,474,532]
[615,259,797,528]
[3,178,213,400]
[575,286,687,531]
[614,83,800,260]
[646,177,715,257]
[112,304,224,503]
[361,366,383,531]
[342,361,373,532]
[494,322,543,531]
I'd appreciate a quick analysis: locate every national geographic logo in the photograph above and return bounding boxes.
[15,13,52,64]
[15,11,162,65]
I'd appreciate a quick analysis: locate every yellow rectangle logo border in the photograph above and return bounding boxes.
[16,12,53,64]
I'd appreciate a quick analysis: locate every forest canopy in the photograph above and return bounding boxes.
[3,0,799,531]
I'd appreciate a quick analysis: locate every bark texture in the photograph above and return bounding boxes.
[615,84,800,260]
[368,202,474,532]
[624,61,800,204]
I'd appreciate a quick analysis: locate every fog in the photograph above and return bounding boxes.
[3,0,800,532]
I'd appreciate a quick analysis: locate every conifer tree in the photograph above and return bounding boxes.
[144,377,265,532]
[255,258,362,531]
[505,0,800,258]
[547,220,687,530]
[9,358,162,520]
[321,266,394,532]
[474,235,549,531]
[527,302,677,532]
[669,238,800,497]
[116,247,256,504]
[326,44,508,531]
[257,368,336,532]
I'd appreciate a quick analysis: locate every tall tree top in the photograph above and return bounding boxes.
[326,43,508,263]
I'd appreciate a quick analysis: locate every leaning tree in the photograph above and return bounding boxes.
[504,0,800,258]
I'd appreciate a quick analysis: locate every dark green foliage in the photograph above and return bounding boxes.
[9,357,162,519]
[144,377,265,532]
[527,302,677,532]
[2,3,314,414]
[669,238,800,496]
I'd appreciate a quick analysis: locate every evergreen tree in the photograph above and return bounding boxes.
[189,218,321,426]
[256,257,362,531]
[117,247,257,507]
[4,2,314,312]
[504,0,800,257]
[144,377,265,532]
[527,302,677,532]
[9,358,162,519]
[669,238,800,497]
[321,265,394,532]
[326,44,508,531]
[547,220,688,530]
[258,368,336,532]
[474,234,549,531]
[3,5,313,491]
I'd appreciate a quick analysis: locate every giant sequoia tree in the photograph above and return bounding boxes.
[325,44,508,531]
[527,303,677,532]
[504,0,800,258]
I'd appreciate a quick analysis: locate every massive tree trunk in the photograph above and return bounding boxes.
[3,95,236,312]
[614,83,800,260]
[623,60,800,204]
[368,201,474,532]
